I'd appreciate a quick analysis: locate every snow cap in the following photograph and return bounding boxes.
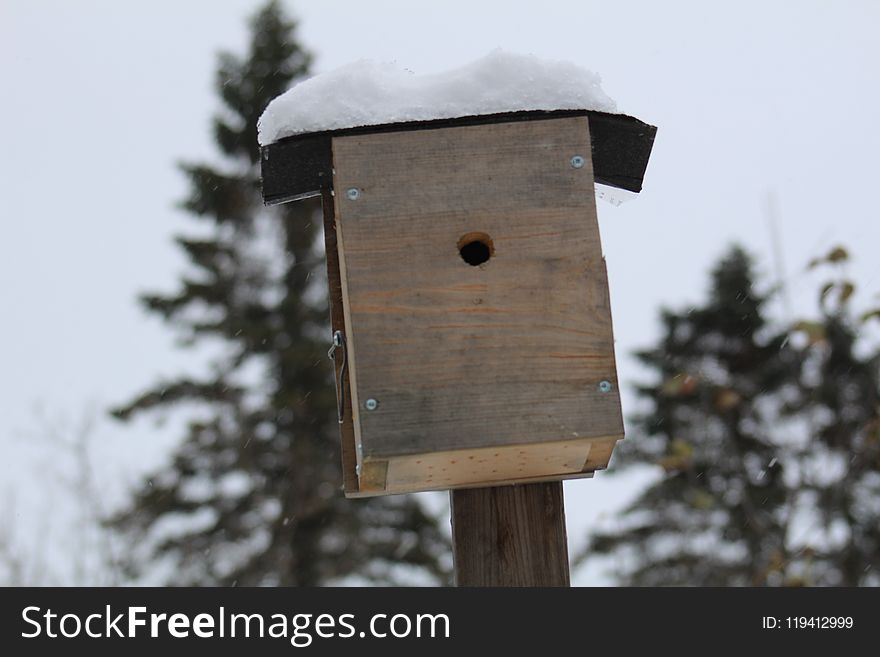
[258,50,617,145]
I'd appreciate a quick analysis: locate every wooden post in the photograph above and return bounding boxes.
[451,482,569,586]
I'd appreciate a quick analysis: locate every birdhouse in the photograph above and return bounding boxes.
[261,109,655,497]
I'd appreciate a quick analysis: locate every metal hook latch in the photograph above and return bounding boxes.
[327,330,347,424]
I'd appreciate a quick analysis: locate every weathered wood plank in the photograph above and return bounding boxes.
[332,182,367,483]
[383,434,595,493]
[320,190,359,494]
[332,117,624,468]
[582,438,620,472]
[450,482,570,586]
[261,110,656,204]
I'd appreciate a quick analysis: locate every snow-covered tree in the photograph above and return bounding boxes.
[581,246,880,585]
[111,1,449,585]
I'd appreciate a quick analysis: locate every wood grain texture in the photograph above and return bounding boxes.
[582,438,619,473]
[384,435,593,492]
[347,466,595,498]
[359,460,388,492]
[332,117,624,471]
[450,482,570,586]
[320,190,358,494]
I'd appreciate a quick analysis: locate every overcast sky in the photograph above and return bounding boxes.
[2,0,878,585]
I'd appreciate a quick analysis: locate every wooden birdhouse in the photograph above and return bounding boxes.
[261,110,655,498]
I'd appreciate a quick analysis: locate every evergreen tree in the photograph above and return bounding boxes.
[784,249,880,585]
[580,245,880,586]
[583,247,797,585]
[111,2,449,586]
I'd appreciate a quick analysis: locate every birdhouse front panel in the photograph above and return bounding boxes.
[331,116,623,496]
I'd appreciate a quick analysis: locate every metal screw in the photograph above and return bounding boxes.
[570,155,585,169]
[598,380,612,393]
[364,398,378,411]
[346,188,360,200]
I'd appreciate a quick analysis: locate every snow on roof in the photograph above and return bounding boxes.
[257,50,618,146]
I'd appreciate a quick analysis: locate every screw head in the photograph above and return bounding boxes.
[598,380,612,393]
[364,398,378,411]
[346,188,360,201]
[570,155,586,169]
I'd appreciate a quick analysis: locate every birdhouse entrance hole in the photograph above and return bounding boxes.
[457,232,494,266]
